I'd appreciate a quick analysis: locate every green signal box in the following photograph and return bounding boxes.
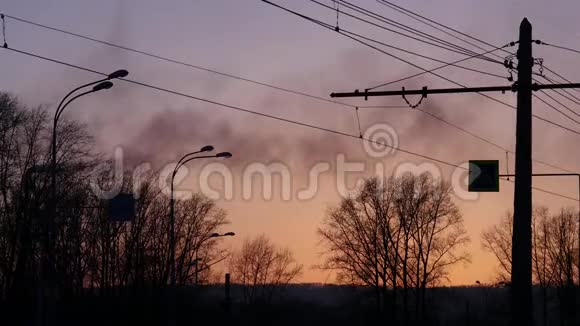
[469,160,500,192]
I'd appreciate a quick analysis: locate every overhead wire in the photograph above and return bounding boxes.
[360,105,576,174]
[261,0,580,139]
[300,2,580,176]
[307,0,506,78]
[262,1,509,98]
[376,0,514,60]
[336,23,506,79]
[336,0,491,59]
[533,93,580,127]
[362,1,580,174]
[1,13,362,110]
[375,0,580,105]
[3,45,577,202]
[319,0,503,64]
[6,8,578,142]
[538,41,580,56]
[536,85,580,119]
[1,7,578,201]
[368,44,510,90]
[2,46,461,169]
[539,75,580,105]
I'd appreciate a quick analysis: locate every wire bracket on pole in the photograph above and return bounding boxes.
[533,58,544,76]
[1,14,7,48]
[402,86,427,109]
[354,106,363,138]
[505,151,510,180]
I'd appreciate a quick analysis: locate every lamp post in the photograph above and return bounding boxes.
[168,148,231,326]
[169,149,232,289]
[50,69,128,255]
[45,70,127,326]
[194,232,235,285]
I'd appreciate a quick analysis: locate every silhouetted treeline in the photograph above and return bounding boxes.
[2,90,580,326]
[0,92,229,323]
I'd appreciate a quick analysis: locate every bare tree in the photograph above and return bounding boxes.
[482,206,579,325]
[229,234,302,304]
[482,212,514,283]
[482,207,578,286]
[319,174,470,324]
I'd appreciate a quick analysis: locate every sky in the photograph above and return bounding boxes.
[1,0,580,285]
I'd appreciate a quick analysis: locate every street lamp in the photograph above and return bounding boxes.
[169,148,232,289]
[194,232,235,284]
[46,69,128,326]
[51,71,127,209]
[51,72,126,255]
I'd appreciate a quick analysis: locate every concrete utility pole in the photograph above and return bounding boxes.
[512,18,533,326]
[330,18,580,326]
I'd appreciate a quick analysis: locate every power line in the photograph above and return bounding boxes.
[360,106,576,174]
[375,0,580,101]
[316,2,580,174]
[307,0,506,77]
[365,1,580,184]
[263,1,507,95]
[537,87,580,120]
[8,8,578,142]
[501,177,579,202]
[263,0,580,139]
[534,78,580,124]
[348,0,580,135]
[368,44,510,90]
[531,113,580,137]
[333,0,518,91]
[533,93,580,127]
[338,23,506,79]
[322,0,503,64]
[336,0,492,60]
[354,4,580,138]
[2,46,461,168]
[376,0,514,59]
[538,41,580,56]
[4,12,575,178]
[543,66,580,93]
[1,13,360,110]
[539,75,580,105]
[2,45,576,202]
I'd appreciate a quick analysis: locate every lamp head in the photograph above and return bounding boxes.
[216,152,232,159]
[92,81,114,91]
[200,145,214,152]
[108,69,129,79]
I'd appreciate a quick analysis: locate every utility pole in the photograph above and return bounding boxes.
[512,18,533,326]
[329,18,580,326]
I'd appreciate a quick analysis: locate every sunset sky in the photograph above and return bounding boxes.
[1,0,580,285]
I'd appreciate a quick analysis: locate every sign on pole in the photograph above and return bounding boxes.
[468,160,499,192]
[108,193,136,222]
